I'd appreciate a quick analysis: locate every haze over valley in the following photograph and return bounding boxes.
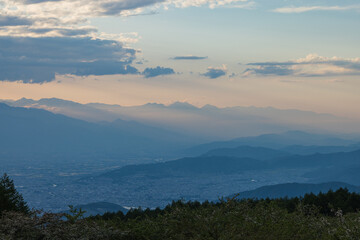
[1,0,360,223]
[1,101,360,212]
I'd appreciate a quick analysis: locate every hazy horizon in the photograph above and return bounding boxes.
[2,97,360,140]
[2,96,359,120]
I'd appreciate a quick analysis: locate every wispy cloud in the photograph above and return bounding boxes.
[164,0,249,9]
[222,1,255,9]
[172,55,208,60]
[273,5,360,14]
[244,54,360,77]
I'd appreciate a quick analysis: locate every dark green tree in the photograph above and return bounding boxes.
[0,173,29,215]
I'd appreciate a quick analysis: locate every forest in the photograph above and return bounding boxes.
[1,173,360,239]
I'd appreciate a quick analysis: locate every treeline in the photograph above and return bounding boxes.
[270,188,360,215]
[93,187,360,223]
[2,173,360,239]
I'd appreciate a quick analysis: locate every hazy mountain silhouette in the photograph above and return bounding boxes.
[274,150,360,169]
[0,103,194,162]
[95,149,360,184]
[281,144,360,155]
[98,156,265,180]
[3,98,120,122]
[3,98,360,140]
[186,131,357,155]
[200,144,360,160]
[201,146,290,160]
[304,166,360,186]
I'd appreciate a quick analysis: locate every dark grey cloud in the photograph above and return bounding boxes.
[14,0,61,4]
[172,56,208,60]
[0,36,138,83]
[244,65,295,76]
[247,61,298,66]
[0,16,33,26]
[202,67,227,79]
[142,66,175,78]
[29,27,97,36]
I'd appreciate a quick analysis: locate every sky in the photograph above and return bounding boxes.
[0,0,360,119]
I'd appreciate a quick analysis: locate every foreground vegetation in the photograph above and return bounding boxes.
[2,173,360,239]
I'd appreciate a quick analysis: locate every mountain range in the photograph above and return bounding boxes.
[2,100,360,211]
[95,146,360,186]
[2,98,360,140]
[0,102,195,165]
[96,147,358,175]
[186,131,358,155]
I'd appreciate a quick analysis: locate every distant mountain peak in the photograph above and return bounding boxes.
[201,104,218,110]
[284,130,312,135]
[143,102,166,108]
[168,102,198,110]
[38,98,83,107]
[14,97,36,105]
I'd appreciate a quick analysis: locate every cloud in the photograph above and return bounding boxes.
[0,16,33,26]
[16,0,62,3]
[165,0,249,9]
[142,66,175,78]
[172,55,208,60]
[3,0,252,23]
[0,0,253,44]
[244,65,295,76]
[0,0,253,84]
[202,65,227,79]
[273,5,360,13]
[230,1,255,9]
[0,0,166,40]
[100,0,166,15]
[0,37,138,83]
[0,26,99,38]
[244,54,360,77]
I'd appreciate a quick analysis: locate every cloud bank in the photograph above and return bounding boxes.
[244,54,360,77]
[273,5,360,13]
[0,37,138,83]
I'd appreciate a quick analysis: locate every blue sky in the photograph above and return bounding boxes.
[0,0,359,119]
[90,1,360,70]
